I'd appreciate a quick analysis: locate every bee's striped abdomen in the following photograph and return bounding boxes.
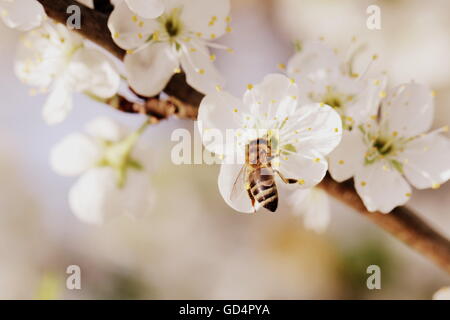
[249,168,278,212]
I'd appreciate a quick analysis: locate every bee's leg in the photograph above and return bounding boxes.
[275,170,298,184]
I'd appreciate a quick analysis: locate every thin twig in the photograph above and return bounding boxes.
[106,94,199,123]
[37,0,450,275]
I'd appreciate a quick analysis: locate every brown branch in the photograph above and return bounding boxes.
[106,94,198,123]
[37,0,450,275]
[36,0,204,108]
[319,176,450,274]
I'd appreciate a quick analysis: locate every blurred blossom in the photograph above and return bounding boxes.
[288,188,330,233]
[50,117,155,224]
[15,21,120,124]
[432,286,450,300]
[0,0,45,31]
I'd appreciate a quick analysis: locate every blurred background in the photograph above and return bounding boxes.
[0,0,450,299]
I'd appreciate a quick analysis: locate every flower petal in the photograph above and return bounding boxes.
[180,40,225,95]
[125,0,164,19]
[0,0,46,30]
[345,76,387,125]
[14,23,66,89]
[69,168,154,224]
[69,47,120,98]
[218,162,253,213]
[354,160,412,213]
[178,0,230,40]
[50,133,101,176]
[381,83,434,137]
[433,287,450,300]
[399,131,450,189]
[197,90,243,155]
[243,74,299,120]
[85,117,126,142]
[124,42,179,96]
[328,129,366,182]
[283,103,342,156]
[108,0,159,50]
[289,188,330,233]
[275,150,328,189]
[287,41,340,82]
[42,80,73,125]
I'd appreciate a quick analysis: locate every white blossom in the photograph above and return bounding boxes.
[108,0,231,97]
[0,0,46,31]
[197,74,342,213]
[286,40,386,131]
[15,21,120,124]
[50,117,155,224]
[328,82,450,213]
[433,286,450,300]
[114,0,165,19]
[288,188,330,233]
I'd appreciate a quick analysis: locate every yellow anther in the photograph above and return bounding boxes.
[197,69,205,75]
[113,32,120,39]
[373,79,381,86]
[277,63,286,70]
[215,85,222,92]
[132,15,138,22]
[372,54,378,60]
[189,48,197,52]
[379,91,387,98]
[210,54,216,61]
[196,32,203,37]
[173,67,181,73]
[334,128,339,133]
[233,108,238,113]
[226,26,232,33]
[226,16,232,23]
[432,183,441,190]
[247,84,254,90]
[338,160,345,165]
[210,33,216,39]
[405,193,411,197]
[314,158,321,163]
[392,131,398,137]
[126,49,134,54]
[298,179,305,185]
[431,90,436,97]
[361,181,367,187]
[138,33,143,39]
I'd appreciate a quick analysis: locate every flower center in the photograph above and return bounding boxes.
[160,8,183,39]
[323,95,343,109]
[96,121,149,187]
[373,137,393,156]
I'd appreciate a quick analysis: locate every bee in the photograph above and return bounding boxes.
[231,136,297,212]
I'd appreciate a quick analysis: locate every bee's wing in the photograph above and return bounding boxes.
[230,165,247,201]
